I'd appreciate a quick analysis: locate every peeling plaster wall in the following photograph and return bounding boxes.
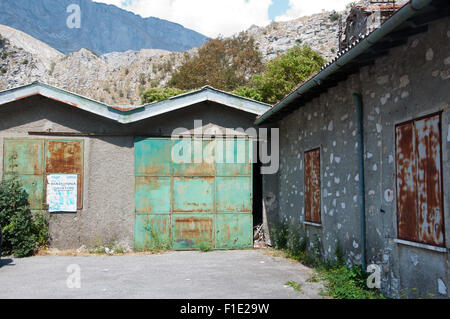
[0,98,258,250]
[263,17,449,298]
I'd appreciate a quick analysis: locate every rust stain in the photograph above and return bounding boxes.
[45,140,83,209]
[14,93,40,101]
[396,122,419,242]
[415,116,444,246]
[304,149,321,224]
[396,115,445,247]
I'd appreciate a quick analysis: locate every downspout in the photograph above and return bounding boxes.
[353,93,366,271]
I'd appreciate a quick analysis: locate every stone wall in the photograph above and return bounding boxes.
[263,16,449,298]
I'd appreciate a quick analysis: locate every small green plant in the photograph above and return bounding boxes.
[1,67,7,74]
[271,220,289,250]
[22,59,28,65]
[198,241,213,252]
[285,281,303,293]
[329,12,341,22]
[141,221,171,252]
[1,51,8,59]
[306,273,320,283]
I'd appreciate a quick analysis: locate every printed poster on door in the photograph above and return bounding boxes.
[47,174,78,212]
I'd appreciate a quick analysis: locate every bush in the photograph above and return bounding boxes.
[232,86,263,102]
[329,12,341,22]
[141,87,189,104]
[252,46,326,104]
[0,176,49,257]
[168,33,263,91]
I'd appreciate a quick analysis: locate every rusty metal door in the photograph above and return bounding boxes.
[395,114,445,247]
[134,137,253,250]
[3,139,83,210]
[304,148,321,224]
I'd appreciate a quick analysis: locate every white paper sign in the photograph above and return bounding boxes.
[47,174,78,212]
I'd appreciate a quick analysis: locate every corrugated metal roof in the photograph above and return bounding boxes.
[0,82,271,124]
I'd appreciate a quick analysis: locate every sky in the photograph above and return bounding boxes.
[94,0,354,38]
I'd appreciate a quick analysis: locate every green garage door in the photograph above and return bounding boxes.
[134,137,253,250]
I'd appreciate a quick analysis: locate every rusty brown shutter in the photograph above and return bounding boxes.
[45,140,84,210]
[395,114,445,247]
[305,148,321,224]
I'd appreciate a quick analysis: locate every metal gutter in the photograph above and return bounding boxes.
[255,0,433,125]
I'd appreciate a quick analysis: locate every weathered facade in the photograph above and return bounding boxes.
[258,0,449,297]
[0,85,270,251]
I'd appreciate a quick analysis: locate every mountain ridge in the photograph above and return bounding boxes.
[0,0,208,55]
[0,10,341,106]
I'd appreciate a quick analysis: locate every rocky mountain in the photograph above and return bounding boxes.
[0,10,341,106]
[0,0,208,54]
[247,11,340,62]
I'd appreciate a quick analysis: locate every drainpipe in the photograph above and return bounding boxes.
[353,93,366,271]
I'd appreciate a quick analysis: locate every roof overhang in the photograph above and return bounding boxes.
[0,82,271,124]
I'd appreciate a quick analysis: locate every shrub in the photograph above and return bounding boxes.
[252,45,326,104]
[232,86,263,102]
[0,176,49,257]
[329,12,341,22]
[270,220,289,250]
[141,87,188,104]
[168,33,263,91]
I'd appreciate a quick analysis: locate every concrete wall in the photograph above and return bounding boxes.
[263,17,449,298]
[0,98,258,250]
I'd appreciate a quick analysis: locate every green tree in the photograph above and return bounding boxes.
[232,86,263,102]
[141,87,189,104]
[252,46,325,104]
[168,33,263,91]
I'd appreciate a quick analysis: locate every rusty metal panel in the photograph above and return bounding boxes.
[135,138,172,176]
[45,140,83,209]
[172,214,214,250]
[216,176,252,212]
[215,214,253,249]
[135,177,171,214]
[396,122,419,242]
[173,177,214,213]
[2,174,45,210]
[396,115,445,247]
[216,138,252,176]
[134,137,253,250]
[173,139,215,176]
[3,139,44,175]
[304,149,321,224]
[414,115,444,246]
[134,214,171,251]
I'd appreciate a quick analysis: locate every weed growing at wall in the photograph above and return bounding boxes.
[270,222,384,299]
[0,176,50,257]
[141,221,171,252]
